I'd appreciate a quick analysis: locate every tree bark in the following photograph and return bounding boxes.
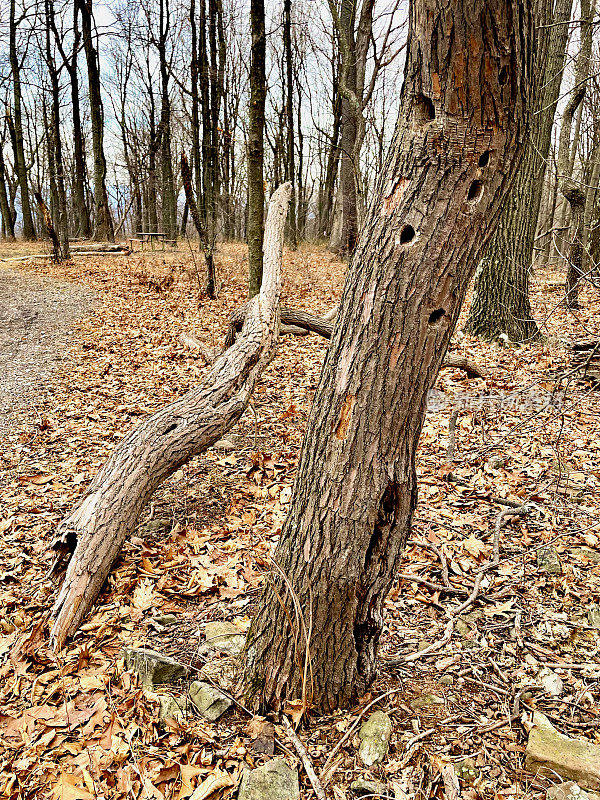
[283,0,297,248]
[0,144,16,240]
[9,0,36,240]
[465,0,572,342]
[45,0,70,260]
[556,0,595,307]
[247,0,266,296]
[49,184,292,651]
[77,0,114,242]
[227,304,486,379]
[243,0,534,713]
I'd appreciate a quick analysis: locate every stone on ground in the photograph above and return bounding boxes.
[158,694,185,722]
[189,681,232,721]
[547,781,600,800]
[237,758,299,800]
[537,545,562,575]
[350,776,388,796]
[358,711,392,766]
[526,712,600,790]
[123,647,188,689]
[201,621,245,656]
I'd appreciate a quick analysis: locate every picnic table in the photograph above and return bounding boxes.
[129,232,168,251]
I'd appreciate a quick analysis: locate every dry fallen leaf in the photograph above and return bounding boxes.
[51,772,94,800]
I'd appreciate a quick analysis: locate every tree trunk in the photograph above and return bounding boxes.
[9,0,36,240]
[49,184,292,651]
[283,0,297,248]
[465,0,572,342]
[247,0,266,296]
[45,0,70,260]
[556,0,595,308]
[77,0,114,242]
[70,4,91,238]
[0,145,15,240]
[243,0,535,713]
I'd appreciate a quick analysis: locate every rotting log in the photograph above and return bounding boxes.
[49,183,292,651]
[227,306,486,379]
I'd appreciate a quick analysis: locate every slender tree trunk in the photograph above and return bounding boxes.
[320,78,342,238]
[0,146,15,240]
[243,0,535,713]
[247,0,266,296]
[557,0,595,307]
[159,0,177,243]
[465,0,571,342]
[9,0,36,240]
[69,5,91,238]
[283,0,297,248]
[45,0,70,260]
[77,0,114,241]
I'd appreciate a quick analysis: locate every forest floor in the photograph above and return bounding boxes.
[1,241,599,800]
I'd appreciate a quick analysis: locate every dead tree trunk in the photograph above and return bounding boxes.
[243,0,535,713]
[50,184,292,651]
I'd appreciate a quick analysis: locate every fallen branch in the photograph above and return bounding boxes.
[493,503,530,565]
[281,715,327,800]
[226,306,486,378]
[49,183,292,650]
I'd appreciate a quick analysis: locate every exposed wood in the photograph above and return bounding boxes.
[49,183,292,651]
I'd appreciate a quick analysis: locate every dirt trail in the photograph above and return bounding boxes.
[0,267,93,438]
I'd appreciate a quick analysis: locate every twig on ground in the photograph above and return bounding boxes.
[493,504,530,565]
[282,715,327,800]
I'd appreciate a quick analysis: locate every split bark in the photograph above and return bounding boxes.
[49,183,292,650]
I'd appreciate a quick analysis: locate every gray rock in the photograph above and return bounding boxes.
[410,693,445,709]
[158,694,185,723]
[358,711,392,767]
[587,605,600,630]
[123,647,188,689]
[547,782,592,800]
[350,777,388,796]
[238,758,299,800]
[538,545,562,575]
[189,680,232,721]
[526,712,600,790]
[201,621,245,656]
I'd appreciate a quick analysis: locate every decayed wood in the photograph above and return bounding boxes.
[50,183,292,650]
[227,305,486,378]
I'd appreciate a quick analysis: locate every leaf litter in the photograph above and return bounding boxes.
[1,245,599,799]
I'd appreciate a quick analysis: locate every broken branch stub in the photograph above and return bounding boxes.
[49,183,292,651]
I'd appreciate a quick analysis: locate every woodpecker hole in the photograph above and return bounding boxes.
[467,180,484,204]
[414,93,436,124]
[478,150,490,168]
[428,308,446,326]
[399,224,415,245]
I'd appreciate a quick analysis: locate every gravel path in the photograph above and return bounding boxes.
[0,268,94,438]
